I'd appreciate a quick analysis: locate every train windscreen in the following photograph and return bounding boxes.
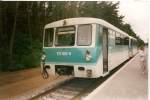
[55,26,75,46]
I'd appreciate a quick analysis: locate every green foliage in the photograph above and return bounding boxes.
[0,2,43,71]
[19,41,42,69]
[136,36,145,47]
[14,37,42,70]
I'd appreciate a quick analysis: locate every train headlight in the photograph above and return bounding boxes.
[41,52,46,71]
[85,50,92,61]
[41,52,46,62]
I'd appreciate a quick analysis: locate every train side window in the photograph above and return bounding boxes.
[115,32,121,45]
[44,28,54,47]
[120,34,124,45]
[96,24,102,43]
[108,29,115,46]
[124,36,129,45]
[131,39,133,46]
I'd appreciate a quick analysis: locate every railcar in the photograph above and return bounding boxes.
[41,17,137,78]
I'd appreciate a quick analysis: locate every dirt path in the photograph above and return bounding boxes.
[0,67,70,100]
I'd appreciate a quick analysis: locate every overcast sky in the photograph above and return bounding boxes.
[118,1,149,42]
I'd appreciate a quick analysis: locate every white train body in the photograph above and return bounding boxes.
[41,18,137,78]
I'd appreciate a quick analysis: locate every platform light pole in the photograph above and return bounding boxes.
[45,2,48,25]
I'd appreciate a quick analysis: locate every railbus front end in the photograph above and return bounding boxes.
[41,22,103,78]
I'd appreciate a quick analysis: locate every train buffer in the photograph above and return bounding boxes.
[84,48,148,100]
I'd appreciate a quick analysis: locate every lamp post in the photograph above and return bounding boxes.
[45,2,48,24]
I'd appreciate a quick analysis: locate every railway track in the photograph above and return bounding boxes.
[31,58,131,100]
[31,78,98,100]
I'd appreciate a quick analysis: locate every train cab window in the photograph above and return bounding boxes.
[77,24,92,46]
[55,26,75,46]
[44,28,54,47]
[115,32,121,45]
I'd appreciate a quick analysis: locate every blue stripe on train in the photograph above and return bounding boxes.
[43,47,101,64]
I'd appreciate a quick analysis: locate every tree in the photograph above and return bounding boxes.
[9,2,19,70]
[121,23,136,37]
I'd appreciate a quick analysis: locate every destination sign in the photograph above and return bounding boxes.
[57,26,75,32]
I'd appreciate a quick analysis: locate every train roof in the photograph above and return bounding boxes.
[129,36,137,40]
[45,17,130,37]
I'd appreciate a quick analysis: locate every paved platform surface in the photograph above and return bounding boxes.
[0,67,71,100]
[84,48,148,100]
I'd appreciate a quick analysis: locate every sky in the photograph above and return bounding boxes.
[118,1,149,43]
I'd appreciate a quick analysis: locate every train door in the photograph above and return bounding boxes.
[102,28,108,73]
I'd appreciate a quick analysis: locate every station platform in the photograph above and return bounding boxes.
[84,49,148,100]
